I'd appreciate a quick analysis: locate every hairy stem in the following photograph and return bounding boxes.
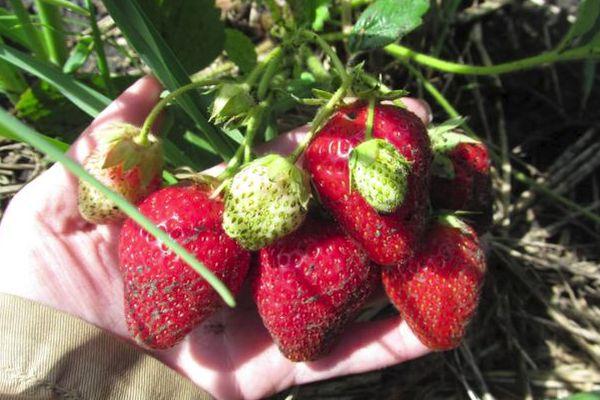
[289,80,350,163]
[138,79,221,145]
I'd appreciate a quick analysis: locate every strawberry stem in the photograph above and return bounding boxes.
[301,30,350,83]
[288,79,351,163]
[257,47,284,100]
[217,100,269,181]
[365,96,375,140]
[137,78,221,146]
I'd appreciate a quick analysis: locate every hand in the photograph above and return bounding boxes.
[0,76,432,400]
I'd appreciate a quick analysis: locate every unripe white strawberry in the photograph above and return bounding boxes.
[78,123,163,224]
[223,154,310,250]
[349,138,410,213]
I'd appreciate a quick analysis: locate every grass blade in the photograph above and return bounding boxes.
[0,107,236,307]
[0,43,110,115]
[85,0,114,97]
[34,0,68,65]
[7,0,47,59]
[101,0,235,160]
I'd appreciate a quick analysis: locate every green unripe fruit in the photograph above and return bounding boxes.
[349,138,410,213]
[223,154,311,250]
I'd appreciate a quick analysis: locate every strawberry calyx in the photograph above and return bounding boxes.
[99,123,163,189]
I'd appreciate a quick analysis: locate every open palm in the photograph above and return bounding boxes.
[0,77,431,400]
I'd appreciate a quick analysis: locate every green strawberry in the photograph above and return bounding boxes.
[349,138,410,213]
[78,123,163,224]
[223,154,310,250]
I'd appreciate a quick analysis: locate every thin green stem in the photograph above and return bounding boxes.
[0,108,236,307]
[139,79,221,145]
[289,79,351,163]
[8,0,47,59]
[302,46,330,83]
[385,44,600,75]
[245,46,282,87]
[217,102,268,180]
[257,47,283,100]
[301,30,350,83]
[34,0,68,65]
[365,96,375,139]
[85,0,114,97]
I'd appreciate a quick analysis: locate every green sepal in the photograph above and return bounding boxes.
[96,123,163,188]
[428,116,480,153]
[437,213,473,236]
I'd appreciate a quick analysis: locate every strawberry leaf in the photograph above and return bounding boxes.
[349,0,430,52]
[224,29,257,74]
[137,0,225,74]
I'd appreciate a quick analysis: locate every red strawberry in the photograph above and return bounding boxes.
[382,216,486,350]
[304,101,431,266]
[429,125,493,233]
[119,184,251,349]
[253,217,378,361]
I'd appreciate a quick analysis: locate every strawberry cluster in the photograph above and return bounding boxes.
[78,99,492,361]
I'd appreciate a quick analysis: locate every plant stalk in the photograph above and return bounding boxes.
[385,44,600,75]
[289,79,351,163]
[139,79,221,145]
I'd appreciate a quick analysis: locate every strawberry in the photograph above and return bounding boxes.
[253,217,378,361]
[349,138,410,213]
[304,101,431,266]
[223,154,311,251]
[119,184,251,349]
[382,215,486,350]
[429,121,493,233]
[78,123,163,224]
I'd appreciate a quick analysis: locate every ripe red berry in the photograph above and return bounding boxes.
[382,216,486,350]
[431,141,493,233]
[119,184,251,349]
[305,101,431,266]
[253,217,378,361]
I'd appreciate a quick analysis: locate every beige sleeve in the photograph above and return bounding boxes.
[0,294,212,400]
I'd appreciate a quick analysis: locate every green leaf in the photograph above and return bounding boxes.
[0,106,236,307]
[0,43,110,116]
[557,0,600,51]
[349,0,430,52]
[62,36,93,74]
[102,0,235,160]
[137,0,225,74]
[224,29,257,74]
